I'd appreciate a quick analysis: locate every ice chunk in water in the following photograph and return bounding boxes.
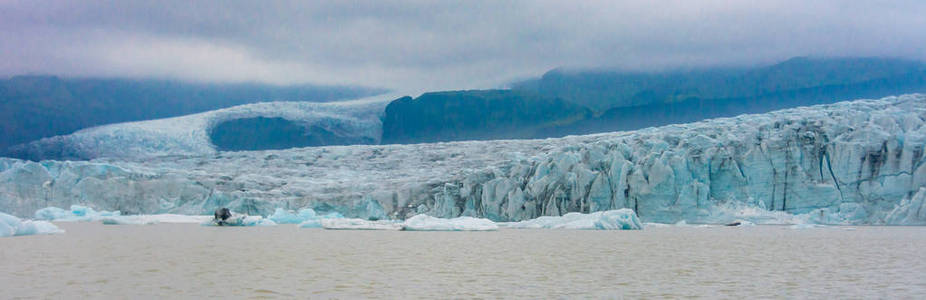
[101,214,210,225]
[0,212,62,237]
[504,209,643,230]
[202,213,277,227]
[34,205,120,222]
[320,218,403,230]
[102,216,158,225]
[269,208,319,224]
[297,212,345,228]
[403,215,497,231]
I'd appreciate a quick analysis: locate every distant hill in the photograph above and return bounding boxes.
[381,90,591,144]
[386,57,926,144]
[0,76,386,151]
[512,57,926,112]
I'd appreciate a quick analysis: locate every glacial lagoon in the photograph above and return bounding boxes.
[2,223,925,299]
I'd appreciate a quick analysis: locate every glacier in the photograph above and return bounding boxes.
[0,94,925,226]
[7,93,399,161]
[0,212,62,237]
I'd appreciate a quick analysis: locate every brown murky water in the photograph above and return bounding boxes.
[2,223,925,299]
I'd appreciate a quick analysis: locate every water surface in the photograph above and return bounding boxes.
[2,223,925,298]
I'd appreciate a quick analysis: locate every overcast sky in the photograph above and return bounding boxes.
[2,0,925,92]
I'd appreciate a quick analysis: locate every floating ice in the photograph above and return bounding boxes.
[789,224,828,230]
[402,215,497,231]
[320,218,403,230]
[269,208,324,224]
[298,219,323,228]
[201,214,277,227]
[504,209,643,230]
[34,205,120,222]
[297,211,345,228]
[0,212,62,237]
[727,220,756,227]
[101,214,210,225]
[102,216,157,225]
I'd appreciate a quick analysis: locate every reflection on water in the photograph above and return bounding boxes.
[2,223,926,298]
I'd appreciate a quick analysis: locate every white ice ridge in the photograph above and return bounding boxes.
[9,93,400,160]
[201,214,277,227]
[502,209,643,230]
[314,215,498,231]
[402,214,498,231]
[34,205,210,225]
[319,219,404,230]
[34,205,121,222]
[276,207,499,230]
[0,212,62,237]
[1,94,925,225]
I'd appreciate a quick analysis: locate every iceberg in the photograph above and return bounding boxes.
[297,211,345,228]
[1,95,925,226]
[0,212,62,237]
[267,207,345,225]
[320,218,404,230]
[268,208,318,224]
[402,215,498,231]
[201,214,277,227]
[101,214,210,225]
[298,219,323,228]
[102,216,158,225]
[34,205,120,222]
[503,209,643,230]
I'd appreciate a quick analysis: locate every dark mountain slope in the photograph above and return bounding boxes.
[381,90,592,144]
[512,57,926,112]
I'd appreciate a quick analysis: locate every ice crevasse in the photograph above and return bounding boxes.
[0,95,924,225]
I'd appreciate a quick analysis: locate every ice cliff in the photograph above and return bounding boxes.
[1,94,924,225]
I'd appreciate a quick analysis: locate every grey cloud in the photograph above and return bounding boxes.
[1,0,925,91]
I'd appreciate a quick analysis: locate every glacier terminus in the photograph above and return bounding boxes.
[1,94,924,226]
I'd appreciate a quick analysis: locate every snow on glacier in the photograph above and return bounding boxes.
[0,94,925,225]
[8,93,401,160]
[0,212,62,237]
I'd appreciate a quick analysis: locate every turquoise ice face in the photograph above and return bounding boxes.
[2,95,925,226]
